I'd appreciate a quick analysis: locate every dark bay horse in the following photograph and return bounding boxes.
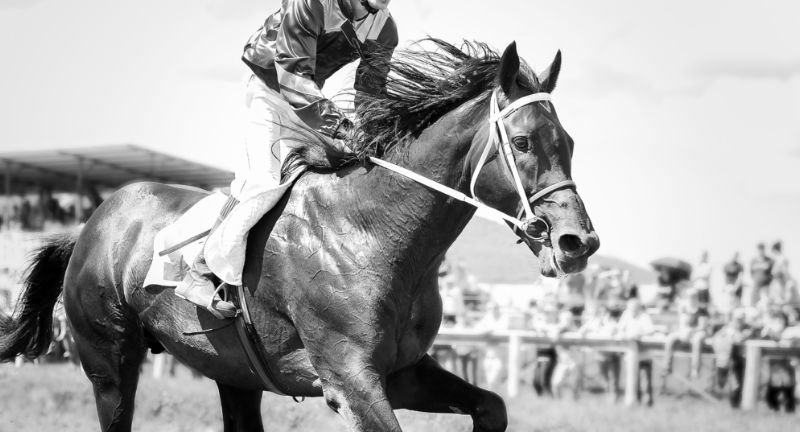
[0,40,599,431]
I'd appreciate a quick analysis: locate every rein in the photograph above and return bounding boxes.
[369,89,575,244]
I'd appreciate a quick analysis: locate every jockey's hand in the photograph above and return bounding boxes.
[333,118,354,140]
[320,117,354,141]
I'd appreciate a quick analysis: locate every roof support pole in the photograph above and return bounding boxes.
[75,157,84,223]
[3,161,11,226]
[3,161,10,197]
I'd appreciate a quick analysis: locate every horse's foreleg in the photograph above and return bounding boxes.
[387,354,508,432]
[315,364,402,432]
[216,382,264,432]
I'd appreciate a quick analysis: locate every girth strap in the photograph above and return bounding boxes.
[229,284,290,395]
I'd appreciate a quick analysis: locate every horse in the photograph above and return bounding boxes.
[0,39,599,431]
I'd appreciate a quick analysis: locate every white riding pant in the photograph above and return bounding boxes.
[205,75,304,285]
[230,74,303,201]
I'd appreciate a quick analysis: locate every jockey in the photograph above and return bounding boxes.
[175,0,398,318]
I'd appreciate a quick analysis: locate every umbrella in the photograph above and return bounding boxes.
[650,257,692,279]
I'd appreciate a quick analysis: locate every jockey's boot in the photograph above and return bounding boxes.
[174,195,240,319]
[175,257,236,319]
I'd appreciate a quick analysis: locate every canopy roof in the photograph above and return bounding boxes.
[0,144,233,193]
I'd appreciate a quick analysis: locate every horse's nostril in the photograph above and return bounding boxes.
[558,234,586,255]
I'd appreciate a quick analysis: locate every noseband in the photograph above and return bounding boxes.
[369,89,576,244]
[472,89,576,243]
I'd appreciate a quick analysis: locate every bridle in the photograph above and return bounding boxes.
[369,88,576,244]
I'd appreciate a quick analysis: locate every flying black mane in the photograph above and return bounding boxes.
[282,38,540,175]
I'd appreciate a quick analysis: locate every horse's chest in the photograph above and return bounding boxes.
[391,284,443,370]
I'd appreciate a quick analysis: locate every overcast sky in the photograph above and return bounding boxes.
[1,0,799,273]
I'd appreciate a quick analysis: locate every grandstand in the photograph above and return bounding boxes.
[0,144,234,307]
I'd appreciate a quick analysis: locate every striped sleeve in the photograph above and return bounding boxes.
[274,0,346,134]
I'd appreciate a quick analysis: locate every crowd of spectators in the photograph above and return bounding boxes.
[0,193,92,232]
[435,242,800,411]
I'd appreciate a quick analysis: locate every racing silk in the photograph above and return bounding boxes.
[242,0,398,136]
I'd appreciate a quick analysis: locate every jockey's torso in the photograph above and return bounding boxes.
[242,0,398,130]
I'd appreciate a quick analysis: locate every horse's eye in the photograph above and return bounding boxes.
[511,136,529,151]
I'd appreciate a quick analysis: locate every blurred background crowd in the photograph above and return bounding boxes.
[434,241,800,411]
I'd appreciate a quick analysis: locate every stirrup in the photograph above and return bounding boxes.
[205,283,237,320]
[208,283,231,309]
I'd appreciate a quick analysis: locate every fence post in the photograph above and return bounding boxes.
[153,353,165,379]
[623,340,640,406]
[741,341,761,411]
[507,332,521,398]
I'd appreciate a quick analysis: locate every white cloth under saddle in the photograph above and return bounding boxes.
[142,192,229,296]
[142,171,302,299]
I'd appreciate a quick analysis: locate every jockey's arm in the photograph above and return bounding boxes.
[274,0,350,139]
[354,17,398,110]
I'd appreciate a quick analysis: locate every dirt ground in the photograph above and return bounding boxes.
[0,362,797,432]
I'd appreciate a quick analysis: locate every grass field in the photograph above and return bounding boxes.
[1,362,797,432]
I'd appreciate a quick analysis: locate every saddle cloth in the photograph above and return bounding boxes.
[142,170,302,298]
[141,192,229,295]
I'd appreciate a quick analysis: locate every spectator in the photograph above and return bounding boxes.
[711,308,752,407]
[755,288,775,321]
[616,298,656,339]
[693,278,712,314]
[579,302,616,339]
[556,272,587,321]
[473,302,509,391]
[444,258,482,312]
[529,297,562,396]
[694,250,712,286]
[771,241,790,280]
[452,260,479,295]
[723,252,744,300]
[595,269,628,319]
[749,243,774,306]
[615,297,657,405]
[19,199,31,230]
[550,309,582,399]
[760,310,796,412]
[654,268,689,312]
[440,277,466,327]
[661,288,710,390]
[769,271,799,308]
[579,302,622,400]
[620,270,639,301]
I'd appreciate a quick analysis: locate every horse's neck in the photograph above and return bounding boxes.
[349,104,487,273]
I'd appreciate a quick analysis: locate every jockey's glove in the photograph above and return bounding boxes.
[330,118,354,141]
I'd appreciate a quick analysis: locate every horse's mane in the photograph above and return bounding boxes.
[281,38,541,175]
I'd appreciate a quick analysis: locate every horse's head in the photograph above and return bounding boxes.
[469,42,599,277]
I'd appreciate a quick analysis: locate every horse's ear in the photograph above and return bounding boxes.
[497,41,520,94]
[539,50,562,93]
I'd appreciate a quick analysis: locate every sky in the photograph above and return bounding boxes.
[1,0,799,273]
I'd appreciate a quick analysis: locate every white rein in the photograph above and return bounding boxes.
[369,89,576,242]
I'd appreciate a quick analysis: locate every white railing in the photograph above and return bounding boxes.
[435,328,800,410]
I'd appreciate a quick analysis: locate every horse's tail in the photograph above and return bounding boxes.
[0,233,77,362]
